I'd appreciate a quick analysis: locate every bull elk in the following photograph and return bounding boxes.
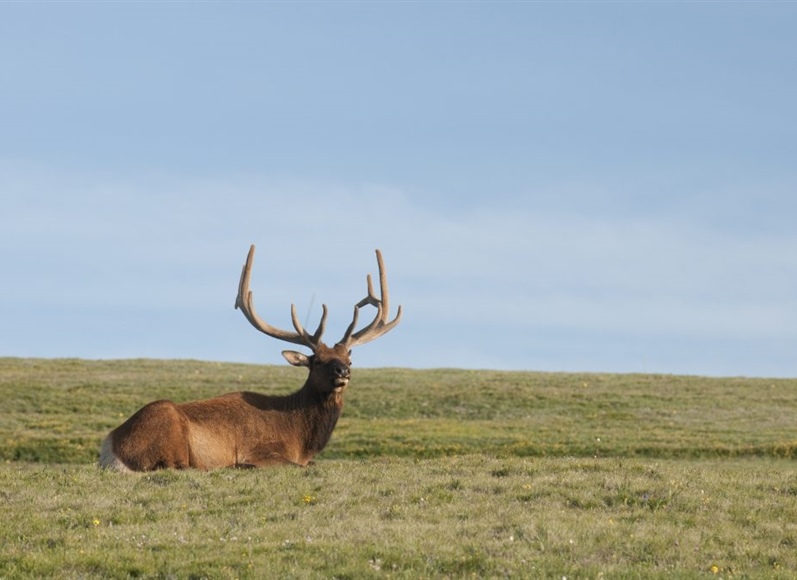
[99,245,402,471]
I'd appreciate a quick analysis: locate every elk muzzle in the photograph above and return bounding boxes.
[333,362,351,389]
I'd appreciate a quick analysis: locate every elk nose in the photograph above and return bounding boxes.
[334,364,350,379]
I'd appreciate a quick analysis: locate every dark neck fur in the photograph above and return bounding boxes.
[286,383,345,457]
[241,383,344,460]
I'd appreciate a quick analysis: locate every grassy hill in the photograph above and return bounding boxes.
[2,358,796,578]
[2,357,796,464]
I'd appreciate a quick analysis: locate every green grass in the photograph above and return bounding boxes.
[1,357,797,578]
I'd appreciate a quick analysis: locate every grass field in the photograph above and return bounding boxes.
[2,357,797,578]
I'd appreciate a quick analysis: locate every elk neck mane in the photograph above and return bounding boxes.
[239,382,345,453]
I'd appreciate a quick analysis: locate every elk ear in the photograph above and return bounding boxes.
[282,350,311,367]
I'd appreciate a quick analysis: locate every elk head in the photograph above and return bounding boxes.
[234,245,402,397]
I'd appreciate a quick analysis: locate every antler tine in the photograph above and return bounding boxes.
[339,305,360,347]
[338,249,402,349]
[290,303,329,346]
[235,245,325,350]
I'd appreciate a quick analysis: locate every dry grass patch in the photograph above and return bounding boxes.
[2,457,797,578]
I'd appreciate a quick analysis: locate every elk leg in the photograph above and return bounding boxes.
[237,441,306,467]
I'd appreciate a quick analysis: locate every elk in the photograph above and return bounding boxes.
[99,245,401,471]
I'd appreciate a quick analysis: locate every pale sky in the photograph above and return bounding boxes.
[2,2,796,377]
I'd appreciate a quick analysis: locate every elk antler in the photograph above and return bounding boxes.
[235,245,327,350]
[338,249,403,349]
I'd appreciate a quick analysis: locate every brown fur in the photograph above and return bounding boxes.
[100,343,352,471]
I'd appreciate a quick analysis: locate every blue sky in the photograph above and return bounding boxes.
[2,2,796,377]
